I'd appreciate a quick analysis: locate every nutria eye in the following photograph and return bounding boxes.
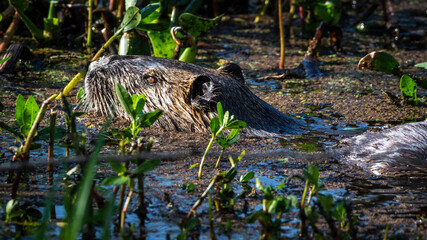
[145,76,157,85]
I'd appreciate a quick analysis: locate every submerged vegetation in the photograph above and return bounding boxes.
[0,0,426,239]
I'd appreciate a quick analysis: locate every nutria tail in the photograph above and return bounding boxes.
[330,121,427,177]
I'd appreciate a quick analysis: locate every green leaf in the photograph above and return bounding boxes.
[140,3,160,20]
[15,94,25,127]
[217,102,224,126]
[76,88,85,103]
[132,94,146,115]
[136,109,163,128]
[101,175,130,186]
[189,162,199,170]
[224,167,237,181]
[314,0,342,25]
[215,138,229,149]
[178,45,197,64]
[276,180,286,190]
[22,96,40,137]
[132,159,160,175]
[108,161,127,173]
[358,51,400,75]
[223,111,230,126]
[303,164,319,186]
[179,13,223,39]
[125,0,137,9]
[226,129,240,144]
[237,150,245,162]
[414,62,427,70]
[400,74,417,103]
[240,171,254,183]
[255,178,266,193]
[225,120,247,129]
[115,82,135,120]
[120,6,141,33]
[0,56,11,64]
[147,29,176,59]
[209,117,220,135]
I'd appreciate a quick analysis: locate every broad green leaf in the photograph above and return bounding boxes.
[224,167,237,181]
[226,129,240,144]
[108,161,127,173]
[223,111,230,126]
[120,6,141,33]
[132,159,160,175]
[209,117,220,135]
[226,120,247,129]
[358,51,400,75]
[400,74,417,103]
[35,126,66,142]
[140,3,160,20]
[15,94,25,127]
[125,0,137,9]
[178,45,197,64]
[147,29,176,59]
[76,88,85,103]
[101,175,130,186]
[22,96,40,137]
[317,194,334,218]
[215,138,229,149]
[415,62,427,70]
[115,83,135,120]
[179,13,223,39]
[240,171,254,183]
[136,109,163,128]
[132,94,146,114]
[303,164,319,186]
[217,102,224,126]
[314,0,342,25]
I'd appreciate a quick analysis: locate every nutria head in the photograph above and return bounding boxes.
[84,55,303,137]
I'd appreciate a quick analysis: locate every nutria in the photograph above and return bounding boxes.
[330,121,427,177]
[83,55,303,137]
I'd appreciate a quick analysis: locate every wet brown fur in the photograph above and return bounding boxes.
[84,55,303,137]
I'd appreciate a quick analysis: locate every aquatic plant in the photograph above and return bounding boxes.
[198,102,246,179]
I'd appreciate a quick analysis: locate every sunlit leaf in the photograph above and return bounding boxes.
[76,88,85,103]
[15,94,25,127]
[136,109,163,128]
[179,13,223,39]
[0,56,11,64]
[132,94,146,115]
[22,96,40,137]
[120,6,141,33]
[101,175,130,186]
[108,161,127,173]
[132,159,160,175]
[189,162,199,170]
[147,29,176,58]
[209,117,220,135]
[115,82,135,120]
[217,102,224,126]
[414,62,427,70]
[140,3,160,20]
[225,120,247,129]
[400,74,417,103]
[240,171,254,183]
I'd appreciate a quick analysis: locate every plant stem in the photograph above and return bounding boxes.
[187,174,221,218]
[0,11,20,52]
[48,110,57,219]
[198,137,215,179]
[87,0,93,54]
[278,0,285,69]
[215,148,225,168]
[121,183,134,229]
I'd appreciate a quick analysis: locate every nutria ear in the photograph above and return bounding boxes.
[187,75,220,111]
[218,63,245,83]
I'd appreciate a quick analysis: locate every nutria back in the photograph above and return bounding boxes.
[84,55,303,137]
[331,121,427,177]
